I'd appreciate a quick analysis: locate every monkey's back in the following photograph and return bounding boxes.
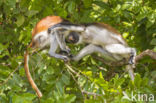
[32,16,63,38]
[82,23,127,46]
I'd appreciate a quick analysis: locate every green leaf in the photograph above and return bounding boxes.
[141,78,148,87]
[56,81,64,95]
[0,0,3,6]
[93,1,109,9]
[12,93,36,103]
[153,46,156,52]
[84,99,100,103]
[91,58,96,65]
[62,74,70,85]
[65,94,76,103]
[19,68,25,76]
[46,66,54,74]
[57,8,67,18]
[123,32,129,39]
[134,74,142,88]
[150,38,156,45]
[99,72,104,80]
[83,0,92,8]
[68,1,76,13]
[25,10,39,18]
[122,3,131,10]
[41,98,55,103]
[16,15,25,27]
[57,0,63,3]
[5,0,16,8]
[136,13,146,21]
[0,43,4,52]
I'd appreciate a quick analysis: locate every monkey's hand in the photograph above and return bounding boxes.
[62,55,70,62]
[48,24,62,33]
[48,52,70,62]
[62,48,71,55]
[59,50,73,60]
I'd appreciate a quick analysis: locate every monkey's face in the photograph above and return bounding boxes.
[66,31,79,44]
[32,30,51,49]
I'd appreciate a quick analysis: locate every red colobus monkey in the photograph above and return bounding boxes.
[24,16,136,98]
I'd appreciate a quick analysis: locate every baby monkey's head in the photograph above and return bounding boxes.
[65,31,79,44]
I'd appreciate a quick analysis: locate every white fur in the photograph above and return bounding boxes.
[34,30,52,48]
[105,44,131,54]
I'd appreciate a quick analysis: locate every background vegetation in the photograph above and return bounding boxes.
[0,0,155,102]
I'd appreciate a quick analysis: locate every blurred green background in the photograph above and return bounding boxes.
[0,0,155,103]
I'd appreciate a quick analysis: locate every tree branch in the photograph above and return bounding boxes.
[92,49,156,67]
[135,49,156,62]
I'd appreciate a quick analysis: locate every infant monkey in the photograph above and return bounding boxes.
[58,31,79,57]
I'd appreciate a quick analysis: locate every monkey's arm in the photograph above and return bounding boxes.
[48,22,85,33]
[48,35,69,61]
[48,22,85,54]
[52,30,70,54]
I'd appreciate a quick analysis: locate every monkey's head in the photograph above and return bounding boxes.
[30,16,63,49]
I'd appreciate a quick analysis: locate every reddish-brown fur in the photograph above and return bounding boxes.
[30,16,63,47]
[24,50,42,97]
[96,23,121,35]
[32,16,63,37]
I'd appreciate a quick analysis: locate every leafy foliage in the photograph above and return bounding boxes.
[0,0,155,103]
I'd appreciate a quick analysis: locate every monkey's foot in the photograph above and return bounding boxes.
[129,55,134,64]
[128,55,136,68]
[129,48,136,63]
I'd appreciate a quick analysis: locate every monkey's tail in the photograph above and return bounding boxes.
[24,50,42,98]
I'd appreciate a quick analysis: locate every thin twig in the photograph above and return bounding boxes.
[65,63,93,82]
[65,63,103,97]
[82,90,102,96]
[65,63,78,75]
[0,64,21,86]
[0,63,11,66]
[66,65,84,98]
